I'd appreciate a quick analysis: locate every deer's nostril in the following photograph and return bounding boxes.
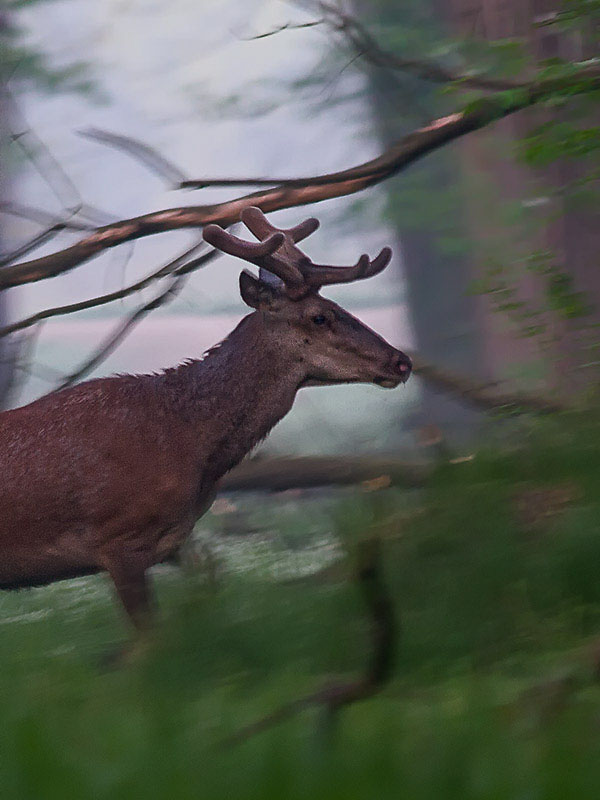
[396,356,412,374]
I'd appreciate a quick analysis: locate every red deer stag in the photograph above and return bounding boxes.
[0,207,411,634]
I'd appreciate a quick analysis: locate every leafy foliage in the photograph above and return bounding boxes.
[2,411,600,796]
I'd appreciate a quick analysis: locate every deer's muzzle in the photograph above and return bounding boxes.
[374,351,412,388]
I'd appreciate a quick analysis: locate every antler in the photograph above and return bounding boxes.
[202,207,392,298]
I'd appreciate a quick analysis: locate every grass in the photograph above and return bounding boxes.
[2,410,600,797]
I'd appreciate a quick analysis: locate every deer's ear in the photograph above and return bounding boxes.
[239,270,277,309]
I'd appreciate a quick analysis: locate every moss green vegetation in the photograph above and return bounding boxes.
[2,412,600,798]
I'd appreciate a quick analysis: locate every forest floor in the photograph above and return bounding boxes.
[2,411,600,799]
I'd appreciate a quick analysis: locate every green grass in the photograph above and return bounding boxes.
[2,411,600,798]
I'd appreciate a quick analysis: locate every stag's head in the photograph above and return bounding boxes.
[203,208,412,389]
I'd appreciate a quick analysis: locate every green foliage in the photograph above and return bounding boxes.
[537,0,600,33]
[2,414,600,795]
[520,122,600,167]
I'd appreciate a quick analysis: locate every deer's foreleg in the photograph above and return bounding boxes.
[103,551,155,632]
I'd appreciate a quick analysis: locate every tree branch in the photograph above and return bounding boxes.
[0,240,205,340]
[221,455,430,492]
[410,356,567,415]
[51,248,220,390]
[315,1,527,92]
[2,61,597,292]
[223,536,396,746]
[78,127,189,187]
[54,276,186,391]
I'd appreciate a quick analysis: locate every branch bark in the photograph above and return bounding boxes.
[1,62,597,292]
[221,455,431,492]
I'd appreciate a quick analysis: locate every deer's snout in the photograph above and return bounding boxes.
[373,349,412,388]
[394,352,412,383]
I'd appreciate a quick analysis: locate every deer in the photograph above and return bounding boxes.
[0,207,411,641]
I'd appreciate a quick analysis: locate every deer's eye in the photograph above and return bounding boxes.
[312,315,327,326]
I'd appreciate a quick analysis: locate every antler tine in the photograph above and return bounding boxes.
[203,224,284,260]
[287,216,320,243]
[203,223,305,286]
[242,206,320,244]
[206,209,392,295]
[302,247,392,288]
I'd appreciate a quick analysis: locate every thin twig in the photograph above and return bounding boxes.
[239,19,325,41]
[0,224,66,267]
[78,128,189,187]
[0,201,93,230]
[315,1,527,91]
[54,277,185,390]
[52,248,220,390]
[0,240,205,340]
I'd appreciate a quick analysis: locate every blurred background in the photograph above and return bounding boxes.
[1,1,599,798]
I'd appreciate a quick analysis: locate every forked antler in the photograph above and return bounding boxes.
[202,207,391,298]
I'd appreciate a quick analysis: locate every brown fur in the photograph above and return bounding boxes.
[0,282,410,630]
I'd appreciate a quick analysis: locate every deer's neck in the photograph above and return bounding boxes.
[161,313,302,481]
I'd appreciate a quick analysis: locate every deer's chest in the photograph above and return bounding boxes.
[152,484,217,563]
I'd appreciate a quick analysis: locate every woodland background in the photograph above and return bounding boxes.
[1,1,600,797]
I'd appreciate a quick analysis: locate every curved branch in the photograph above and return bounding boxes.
[0,241,204,340]
[316,0,527,92]
[1,62,598,293]
[411,357,567,415]
[52,248,220,390]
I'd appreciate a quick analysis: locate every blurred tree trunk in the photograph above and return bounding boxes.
[355,0,598,436]
[354,0,487,442]
[444,0,600,396]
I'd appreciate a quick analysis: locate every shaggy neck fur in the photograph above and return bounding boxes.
[158,312,303,481]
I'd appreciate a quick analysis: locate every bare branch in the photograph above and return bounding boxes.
[1,62,597,293]
[0,240,205,340]
[0,224,66,267]
[55,277,184,391]
[224,537,395,746]
[51,248,220,390]
[239,19,325,41]
[315,1,527,91]
[221,455,430,492]
[78,127,189,187]
[0,201,93,230]
[10,128,82,213]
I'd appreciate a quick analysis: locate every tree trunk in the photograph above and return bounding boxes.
[354,0,487,442]
[445,0,600,397]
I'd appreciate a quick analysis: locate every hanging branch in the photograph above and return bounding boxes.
[223,536,396,746]
[78,127,189,188]
[0,224,67,268]
[0,240,205,340]
[52,247,220,391]
[0,201,93,231]
[1,61,598,292]
[313,1,527,92]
